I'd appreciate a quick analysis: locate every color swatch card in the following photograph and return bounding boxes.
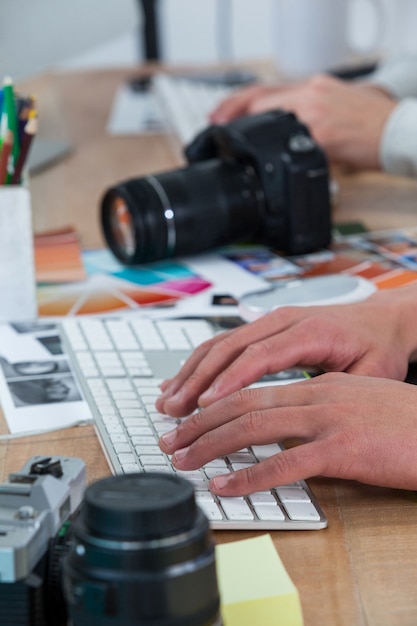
[35,247,268,319]
[36,249,212,317]
[222,227,417,292]
[34,227,86,283]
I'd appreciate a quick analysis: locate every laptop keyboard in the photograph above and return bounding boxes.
[60,316,327,530]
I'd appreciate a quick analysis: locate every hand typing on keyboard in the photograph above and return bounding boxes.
[158,285,417,495]
[61,317,327,529]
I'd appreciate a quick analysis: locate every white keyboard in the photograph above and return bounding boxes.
[60,316,327,530]
[152,74,236,146]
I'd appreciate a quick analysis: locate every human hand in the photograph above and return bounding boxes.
[210,75,397,170]
[156,285,417,418]
[159,373,417,495]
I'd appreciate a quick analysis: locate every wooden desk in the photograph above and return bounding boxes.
[2,68,417,626]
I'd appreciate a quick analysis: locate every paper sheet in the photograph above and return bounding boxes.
[0,321,91,434]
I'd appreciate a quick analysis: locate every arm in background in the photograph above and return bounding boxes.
[210,54,417,178]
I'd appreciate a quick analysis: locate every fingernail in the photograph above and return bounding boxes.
[159,379,170,392]
[168,388,185,406]
[159,380,178,399]
[160,428,178,448]
[211,474,231,491]
[199,385,216,404]
[173,446,189,463]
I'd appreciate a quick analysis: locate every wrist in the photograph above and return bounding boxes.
[371,284,417,361]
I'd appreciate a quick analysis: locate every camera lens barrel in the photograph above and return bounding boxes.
[101,159,263,265]
[63,473,221,626]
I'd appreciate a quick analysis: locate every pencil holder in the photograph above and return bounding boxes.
[0,185,37,321]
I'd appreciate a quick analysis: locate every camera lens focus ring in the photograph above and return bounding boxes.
[81,473,197,541]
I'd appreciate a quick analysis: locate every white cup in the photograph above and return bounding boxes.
[274,0,384,78]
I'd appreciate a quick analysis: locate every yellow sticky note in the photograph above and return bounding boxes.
[216,534,303,626]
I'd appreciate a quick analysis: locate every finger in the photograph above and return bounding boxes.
[161,385,323,464]
[156,327,250,416]
[159,307,309,415]
[197,316,343,406]
[245,86,305,115]
[209,85,276,123]
[155,335,224,412]
[209,440,332,496]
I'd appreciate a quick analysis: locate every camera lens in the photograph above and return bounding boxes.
[63,472,221,626]
[101,159,264,265]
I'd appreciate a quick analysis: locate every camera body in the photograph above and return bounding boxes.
[101,110,332,265]
[185,109,332,255]
[0,456,86,626]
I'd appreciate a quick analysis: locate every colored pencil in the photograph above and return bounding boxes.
[11,116,37,185]
[1,77,19,177]
[0,130,13,184]
[17,95,36,144]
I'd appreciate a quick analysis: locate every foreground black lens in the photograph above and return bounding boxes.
[101,159,264,265]
[63,473,221,626]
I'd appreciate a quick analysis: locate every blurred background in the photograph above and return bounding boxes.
[2,0,417,81]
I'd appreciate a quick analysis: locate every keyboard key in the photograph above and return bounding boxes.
[131,319,165,349]
[143,464,171,473]
[157,321,191,350]
[106,424,124,434]
[107,379,133,391]
[118,453,137,465]
[122,463,141,473]
[115,399,142,409]
[135,445,161,455]
[253,504,285,521]
[276,487,311,503]
[122,418,148,427]
[227,451,254,464]
[119,409,145,418]
[126,426,153,436]
[131,435,156,445]
[204,468,230,479]
[282,501,321,522]
[105,320,139,350]
[139,455,167,465]
[114,443,132,454]
[102,415,119,425]
[248,492,277,504]
[219,497,254,521]
[198,500,223,521]
[111,391,137,400]
[109,433,128,444]
[251,444,282,460]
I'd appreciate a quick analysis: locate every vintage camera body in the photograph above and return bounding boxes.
[0,461,220,626]
[0,456,86,626]
[101,109,332,265]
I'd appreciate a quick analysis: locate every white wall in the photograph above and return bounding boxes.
[1,0,416,80]
[0,0,139,81]
[159,0,417,66]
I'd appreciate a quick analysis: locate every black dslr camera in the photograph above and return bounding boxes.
[0,458,220,626]
[101,109,332,265]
